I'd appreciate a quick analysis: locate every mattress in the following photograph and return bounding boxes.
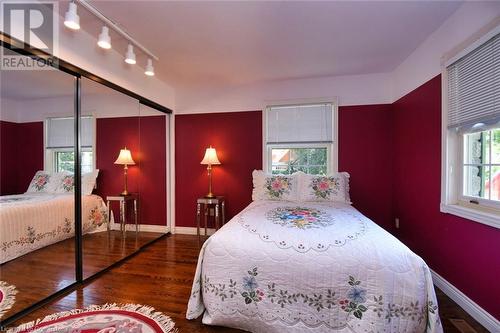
[187,200,442,333]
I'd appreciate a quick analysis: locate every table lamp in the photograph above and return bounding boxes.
[114,147,135,195]
[200,146,221,198]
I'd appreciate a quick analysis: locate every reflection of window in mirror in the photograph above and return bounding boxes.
[44,116,96,173]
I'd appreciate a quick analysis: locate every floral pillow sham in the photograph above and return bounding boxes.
[299,172,351,203]
[55,174,75,193]
[252,170,299,201]
[26,171,55,193]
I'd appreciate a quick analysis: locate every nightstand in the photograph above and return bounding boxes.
[106,194,139,236]
[196,196,225,244]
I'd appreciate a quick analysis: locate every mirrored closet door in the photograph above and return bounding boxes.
[0,57,77,318]
[0,41,170,324]
[80,78,169,278]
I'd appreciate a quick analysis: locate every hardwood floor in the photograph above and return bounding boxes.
[0,230,163,319]
[5,234,489,332]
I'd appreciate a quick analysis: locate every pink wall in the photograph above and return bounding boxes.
[339,104,394,231]
[393,75,500,319]
[175,111,263,228]
[0,121,44,195]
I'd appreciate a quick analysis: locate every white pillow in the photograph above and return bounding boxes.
[299,172,351,204]
[26,171,65,193]
[82,169,99,195]
[252,170,299,201]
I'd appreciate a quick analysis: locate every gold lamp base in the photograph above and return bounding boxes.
[205,164,215,198]
[121,165,130,196]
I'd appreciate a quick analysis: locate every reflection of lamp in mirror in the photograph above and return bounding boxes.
[200,146,221,198]
[114,147,135,196]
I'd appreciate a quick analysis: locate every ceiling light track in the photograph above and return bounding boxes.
[75,0,158,61]
[64,0,158,77]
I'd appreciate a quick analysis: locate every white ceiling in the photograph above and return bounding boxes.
[85,0,462,90]
[1,1,463,100]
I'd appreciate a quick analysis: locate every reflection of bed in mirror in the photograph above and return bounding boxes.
[0,170,108,264]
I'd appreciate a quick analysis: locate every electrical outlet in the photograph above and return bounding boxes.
[395,218,400,229]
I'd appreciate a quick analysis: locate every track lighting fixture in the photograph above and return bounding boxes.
[97,26,111,49]
[64,2,80,30]
[144,58,155,76]
[62,1,159,76]
[125,44,136,64]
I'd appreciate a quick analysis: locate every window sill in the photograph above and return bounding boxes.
[440,203,500,229]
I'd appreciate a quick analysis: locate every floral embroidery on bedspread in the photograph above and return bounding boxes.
[200,267,441,330]
[266,207,333,229]
[1,206,107,253]
[237,201,367,252]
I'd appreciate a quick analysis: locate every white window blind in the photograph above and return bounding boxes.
[46,116,94,148]
[267,103,333,143]
[447,33,499,129]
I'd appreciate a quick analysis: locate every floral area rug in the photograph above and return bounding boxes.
[7,303,177,333]
[0,281,17,319]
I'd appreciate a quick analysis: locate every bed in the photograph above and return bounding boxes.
[187,172,442,333]
[0,193,108,264]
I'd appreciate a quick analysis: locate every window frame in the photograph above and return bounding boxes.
[263,100,338,175]
[52,147,94,174]
[440,25,500,229]
[459,130,500,210]
[44,115,96,174]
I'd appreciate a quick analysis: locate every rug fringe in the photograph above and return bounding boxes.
[0,281,18,319]
[7,303,177,333]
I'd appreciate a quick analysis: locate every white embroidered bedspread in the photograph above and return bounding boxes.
[0,193,108,264]
[187,201,442,333]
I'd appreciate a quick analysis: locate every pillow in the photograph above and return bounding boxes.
[82,169,99,195]
[252,170,299,201]
[55,174,75,193]
[299,172,351,203]
[26,171,55,193]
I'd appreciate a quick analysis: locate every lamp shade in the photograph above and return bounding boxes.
[114,148,135,165]
[200,147,221,165]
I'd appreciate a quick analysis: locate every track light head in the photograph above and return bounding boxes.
[64,2,80,30]
[145,58,155,76]
[125,44,136,64]
[97,26,111,49]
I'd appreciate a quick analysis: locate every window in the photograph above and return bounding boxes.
[55,150,94,173]
[270,147,328,175]
[265,102,337,175]
[45,116,95,173]
[463,129,500,202]
[442,29,500,228]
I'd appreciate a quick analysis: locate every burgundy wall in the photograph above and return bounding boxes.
[339,104,394,231]
[393,75,500,319]
[175,111,263,227]
[0,121,43,195]
[96,116,166,226]
[175,107,394,229]
[0,121,18,195]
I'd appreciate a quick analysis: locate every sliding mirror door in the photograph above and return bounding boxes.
[80,78,167,278]
[0,57,77,319]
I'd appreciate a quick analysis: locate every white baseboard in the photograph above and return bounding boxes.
[109,222,170,233]
[174,226,216,235]
[430,269,499,332]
